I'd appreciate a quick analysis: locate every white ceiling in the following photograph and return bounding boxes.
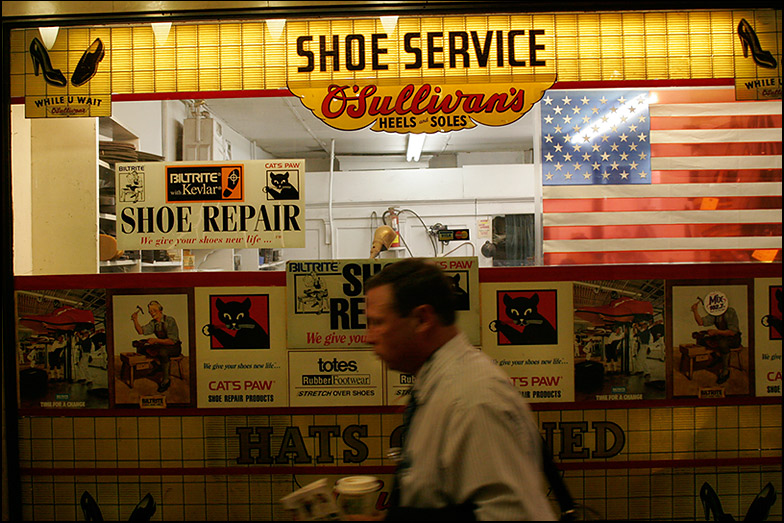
[202,95,537,164]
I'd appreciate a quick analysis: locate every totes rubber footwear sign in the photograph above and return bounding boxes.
[116,159,305,250]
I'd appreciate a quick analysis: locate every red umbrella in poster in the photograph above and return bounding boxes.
[20,305,94,332]
[575,297,653,326]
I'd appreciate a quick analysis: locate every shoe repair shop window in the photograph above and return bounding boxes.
[486,214,535,267]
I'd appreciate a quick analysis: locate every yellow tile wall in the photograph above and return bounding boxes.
[16,404,783,521]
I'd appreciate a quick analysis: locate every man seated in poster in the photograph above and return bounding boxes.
[130,300,182,393]
[691,292,742,385]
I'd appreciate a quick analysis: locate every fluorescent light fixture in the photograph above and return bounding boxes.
[407,133,426,162]
[266,19,286,40]
[151,22,172,45]
[38,26,59,49]
[380,16,399,34]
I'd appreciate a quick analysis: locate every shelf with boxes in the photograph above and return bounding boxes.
[97,117,176,273]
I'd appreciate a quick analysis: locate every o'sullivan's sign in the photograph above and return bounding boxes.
[289,80,555,134]
[115,159,305,250]
[287,26,556,133]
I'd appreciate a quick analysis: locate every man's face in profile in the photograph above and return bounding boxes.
[148,303,163,321]
[366,284,419,374]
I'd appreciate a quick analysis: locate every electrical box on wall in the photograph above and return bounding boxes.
[183,116,225,161]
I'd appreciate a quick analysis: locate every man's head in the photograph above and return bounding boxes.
[365,259,458,374]
[148,300,163,320]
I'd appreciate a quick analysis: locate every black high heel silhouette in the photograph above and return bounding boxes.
[80,491,157,522]
[737,19,778,69]
[701,481,778,522]
[744,482,776,522]
[79,491,104,522]
[128,492,157,522]
[29,37,67,87]
[700,482,735,521]
[72,38,105,87]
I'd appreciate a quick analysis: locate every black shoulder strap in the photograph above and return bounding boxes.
[541,436,577,521]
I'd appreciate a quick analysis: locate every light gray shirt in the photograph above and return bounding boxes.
[141,315,180,341]
[701,307,740,333]
[400,332,557,521]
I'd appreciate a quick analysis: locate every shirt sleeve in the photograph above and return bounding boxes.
[141,320,154,335]
[165,316,180,341]
[439,391,557,521]
[726,309,740,333]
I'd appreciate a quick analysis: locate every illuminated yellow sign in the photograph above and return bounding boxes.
[733,16,782,100]
[286,20,557,132]
[8,9,781,112]
[22,31,112,117]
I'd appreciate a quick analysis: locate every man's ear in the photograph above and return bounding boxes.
[411,304,438,330]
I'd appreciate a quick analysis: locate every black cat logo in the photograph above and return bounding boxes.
[449,273,470,311]
[489,292,557,345]
[263,171,299,200]
[202,297,270,349]
[762,287,782,339]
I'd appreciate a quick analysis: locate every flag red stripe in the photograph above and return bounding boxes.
[650,142,781,157]
[651,89,736,104]
[650,114,782,130]
[543,223,782,240]
[544,249,782,265]
[652,169,782,184]
[542,196,780,213]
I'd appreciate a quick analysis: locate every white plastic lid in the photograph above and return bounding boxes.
[703,291,729,316]
[334,475,380,495]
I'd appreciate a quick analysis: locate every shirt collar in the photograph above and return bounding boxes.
[412,332,469,406]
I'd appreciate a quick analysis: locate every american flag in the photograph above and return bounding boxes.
[541,88,782,265]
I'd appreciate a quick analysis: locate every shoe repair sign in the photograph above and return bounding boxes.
[115,159,305,250]
[286,257,480,349]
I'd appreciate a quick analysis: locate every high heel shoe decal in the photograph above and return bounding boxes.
[71,38,105,87]
[738,19,778,69]
[700,482,734,521]
[29,37,67,87]
[744,482,776,521]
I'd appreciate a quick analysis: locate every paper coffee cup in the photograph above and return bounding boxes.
[334,476,382,520]
[280,478,340,521]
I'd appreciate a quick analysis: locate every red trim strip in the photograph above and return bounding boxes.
[11,81,737,107]
[15,264,782,292]
[652,169,782,184]
[542,196,781,213]
[556,456,781,471]
[650,114,782,130]
[553,79,734,90]
[16,393,781,417]
[543,249,783,265]
[20,466,397,476]
[650,142,782,157]
[19,456,781,477]
[13,271,287,290]
[543,223,782,240]
[111,89,294,101]
[650,88,737,104]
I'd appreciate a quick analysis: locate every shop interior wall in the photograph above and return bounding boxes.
[11,101,534,274]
